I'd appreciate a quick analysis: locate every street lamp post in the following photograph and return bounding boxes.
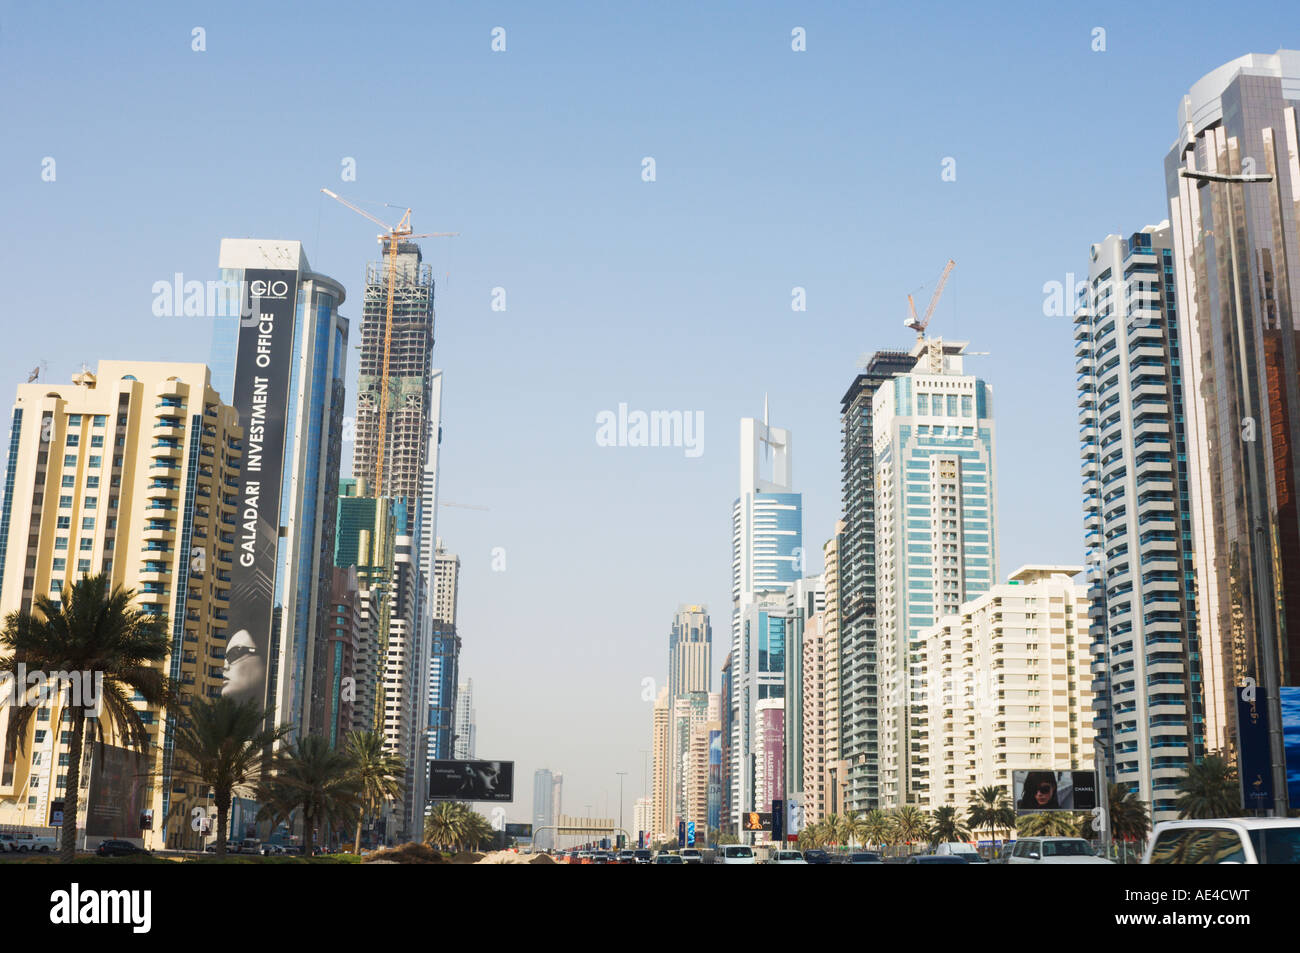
[616,771,627,846]
[1178,165,1289,817]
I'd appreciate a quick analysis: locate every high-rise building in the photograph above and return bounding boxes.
[875,338,998,808]
[1076,224,1202,823]
[384,525,425,840]
[839,350,916,811]
[533,768,556,851]
[211,239,349,743]
[353,243,437,502]
[0,362,240,847]
[670,690,720,832]
[453,678,476,759]
[729,413,801,831]
[427,540,460,764]
[719,652,734,834]
[322,566,361,749]
[1165,49,1300,811]
[650,685,671,840]
[820,523,848,819]
[800,607,828,824]
[782,576,825,808]
[917,566,1095,811]
[669,604,712,696]
[633,796,652,846]
[335,480,396,735]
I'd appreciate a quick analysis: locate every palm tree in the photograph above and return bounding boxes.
[822,813,841,849]
[425,801,471,851]
[892,806,930,855]
[0,574,172,863]
[930,805,970,845]
[862,809,891,854]
[1107,783,1152,842]
[260,734,362,855]
[839,809,865,848]
[1019,811,1081,837]
[168,696,287,856]
[344,731,404,853]
[462,809,496,851]
[967,785,1015,854]
[1175,756,1240,819]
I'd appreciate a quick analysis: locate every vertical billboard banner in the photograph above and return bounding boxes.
[1282,686,1300,809]
[86,744,148,838]
[707,729,721,832]
[222,268,299,708]
[1238,684,1274,811]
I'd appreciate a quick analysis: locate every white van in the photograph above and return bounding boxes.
[1008,837,1112,864]
[717,844,757,865]
[1145,818,1300,864]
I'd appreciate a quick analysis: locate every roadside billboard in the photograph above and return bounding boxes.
[427,760,514,802]
[1012,770,1099,812]
[85,743,148,838]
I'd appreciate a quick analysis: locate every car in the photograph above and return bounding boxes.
[906,854,969,864]
[1007,837,1112,865]
[679,848,704,864]
[203,844,218,853]
[95,840,151,858]
[654,852,685,863]
[717,845,757,865]
[590,852,613,864]
[770,849,808,864]
[261,844,284,856]
[633,849,653,864]
[934,842,982,862]
[847,851,885,864]
[802,848,833,865]
[616,849,638,864]
[1144,818,1300,865]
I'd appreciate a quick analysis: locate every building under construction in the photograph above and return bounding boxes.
[353,241,436,501]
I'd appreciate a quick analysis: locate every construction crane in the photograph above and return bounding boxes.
[321,188,458,495]
[440,501,488,511]
[904,258,955,344]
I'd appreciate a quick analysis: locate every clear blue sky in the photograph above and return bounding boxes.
[2,1,1295,827]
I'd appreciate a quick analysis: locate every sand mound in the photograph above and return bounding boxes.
[450,851,486,864]
[362,842,444,864]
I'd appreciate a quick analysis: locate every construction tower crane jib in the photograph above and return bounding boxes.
[904,258,955,344]
[321,188,458,494]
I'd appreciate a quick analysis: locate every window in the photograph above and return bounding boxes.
[59,495,72,508]
[917,393,929,415]
[77,560,91,574]
[93,415,106,428]
[84,497,97,508]
[61,475,74,488]
[63,454,76,467]
[88,455,101,468]
[79,539,92,551]
[81,517,94,530]
[56,516,70,529]
[33,730,45,744]
[90,435,104,448]
[37,708,50,722]
[66,434,79,447]
[55,537,68,551]
[86,476,99,488]
[68,414,81,426]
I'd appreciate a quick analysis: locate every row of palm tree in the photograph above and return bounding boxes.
[423,801,496,852]
[0,574,407,862]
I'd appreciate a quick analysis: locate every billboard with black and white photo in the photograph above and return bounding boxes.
[1012,770,1099,812]
[85,743,148,838]
[427,760,514,801]
[221,267,299,709]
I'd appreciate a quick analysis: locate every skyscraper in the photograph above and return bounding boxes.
[1076,224,1202,823]
[427,540,460,765]
[729,412,802,831]
[353,243,437,502]
[669,604,712,696]
[839,350,916,811]
[212,239,349,742]
[533,768,555,851]
[453,678,476,760]
[782,575,825,810]
[874,338,997,808]
[1165,49,1300,811]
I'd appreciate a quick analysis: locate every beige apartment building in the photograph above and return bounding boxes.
[0,362,241,848]
[819,523,848,819]
[916,566,1095,812]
